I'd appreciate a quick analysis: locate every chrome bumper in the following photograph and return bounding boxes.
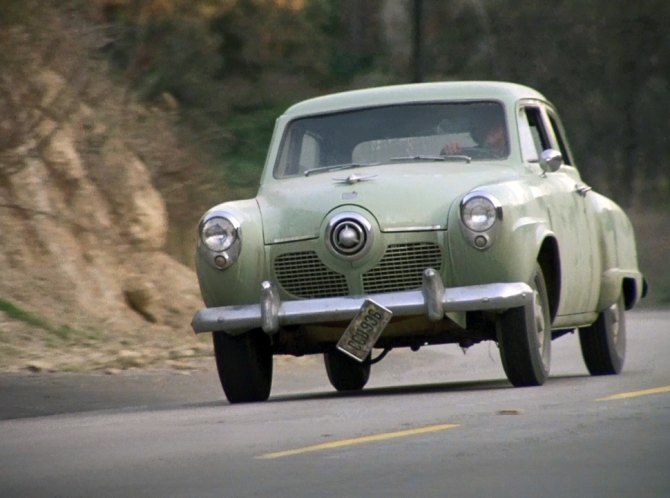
[191,268,533,335]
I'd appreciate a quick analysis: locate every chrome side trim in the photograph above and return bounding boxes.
[269,234,317,244]
[382,225,445,233]
[192,268,533,335]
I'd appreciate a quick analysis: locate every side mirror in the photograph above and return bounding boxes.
[539,149,563,174]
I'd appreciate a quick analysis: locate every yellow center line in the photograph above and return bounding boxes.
[597,385,670,401]
[256,423,461,460]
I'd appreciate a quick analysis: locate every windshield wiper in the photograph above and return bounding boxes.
[391,154,471,163]
[303,154,471,177]
[304,162,376,177]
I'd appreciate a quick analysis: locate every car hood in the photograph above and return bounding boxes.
[257,163,517,244]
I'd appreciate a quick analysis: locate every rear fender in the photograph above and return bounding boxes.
[591,194,644,310]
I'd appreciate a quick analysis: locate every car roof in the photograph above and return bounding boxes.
[282,81,548,118]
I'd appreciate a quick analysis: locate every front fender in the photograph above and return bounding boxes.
[446,198,553,288]
[195,199,267,307]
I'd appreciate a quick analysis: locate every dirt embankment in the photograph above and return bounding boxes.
[0,6,217,373]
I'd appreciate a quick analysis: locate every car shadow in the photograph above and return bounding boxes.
[152,372,594,409]
[0,371,593,419]
[267,378,512,403]
[144,372,594,410]
[265,372,592,404]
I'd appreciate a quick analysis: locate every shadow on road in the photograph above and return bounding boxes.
[267,372,592,404]
[1,370,593,419]
[268,378,512,403]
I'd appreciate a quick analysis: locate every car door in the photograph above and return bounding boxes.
[517,102,599,317]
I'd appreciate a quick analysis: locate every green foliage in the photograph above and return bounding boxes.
[317,0,387,84]
[0,298,52,331]
[0,298,73,339]
[94,0,669,205]
[418,0,670,207]
[214,105,286,198]
[100,0,347,195]
[221,105,282,185]
[104,1,222,106]
[210,0,331,83]
[0,0,36,26]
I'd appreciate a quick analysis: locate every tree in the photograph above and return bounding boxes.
[412,0,670,207]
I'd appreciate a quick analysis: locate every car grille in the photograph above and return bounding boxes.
[362,243,442,294]
[274,251,349,298]
[274,243,442,299]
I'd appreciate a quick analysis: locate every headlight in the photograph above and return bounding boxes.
[198,213,241,270]
[201,217,238,252]
[461,194,500,232]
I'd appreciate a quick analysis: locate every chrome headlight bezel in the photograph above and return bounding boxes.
[459,192,502,250]
[198,211,241,270]
[201,217,238,252]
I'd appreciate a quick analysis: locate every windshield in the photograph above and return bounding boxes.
[273,101,508,178]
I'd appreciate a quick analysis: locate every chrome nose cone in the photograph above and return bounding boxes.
[337,225,360,248]
[326,213,373,259]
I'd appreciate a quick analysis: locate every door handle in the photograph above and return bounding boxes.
[575,184,592,197]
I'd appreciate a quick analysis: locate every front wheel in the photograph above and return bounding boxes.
[497,264,552,386]
[578,294,626,375]
[213,329,273,403]
[324,351,371,392]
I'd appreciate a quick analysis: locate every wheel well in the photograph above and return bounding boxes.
[622,277,638,310]
[537,237,560,321]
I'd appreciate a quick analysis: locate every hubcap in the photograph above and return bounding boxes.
[534,289,546,350]
[610,303,620,344]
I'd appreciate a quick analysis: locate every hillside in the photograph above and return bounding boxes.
[0,4,215,372]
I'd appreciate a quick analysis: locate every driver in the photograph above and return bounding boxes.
[441,119,508,158]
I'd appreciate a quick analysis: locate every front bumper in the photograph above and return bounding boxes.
[192,268,534,335]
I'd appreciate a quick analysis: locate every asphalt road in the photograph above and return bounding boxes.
[1,310,669,497]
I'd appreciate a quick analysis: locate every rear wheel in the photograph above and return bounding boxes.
[579,294,626,375]
[324,351,370,391]
[213,329,273,403]
[497,264,552,386]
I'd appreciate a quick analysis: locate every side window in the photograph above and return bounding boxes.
[275,132,294,177]
[275,126,321,177]
[547,113,573,166]
[298,133,320,171]
[518,108,538,162]
[518,106,550,162]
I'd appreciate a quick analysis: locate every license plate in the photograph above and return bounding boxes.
[337,299,393,362]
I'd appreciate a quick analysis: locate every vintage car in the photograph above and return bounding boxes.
[192,81,646,403]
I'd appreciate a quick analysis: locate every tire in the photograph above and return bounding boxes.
[497,264,552,387]
[212,329,273,403]
[324,351,371,392]
[578,294,626,375]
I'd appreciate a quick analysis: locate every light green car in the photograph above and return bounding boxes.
[192,81,646,403]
